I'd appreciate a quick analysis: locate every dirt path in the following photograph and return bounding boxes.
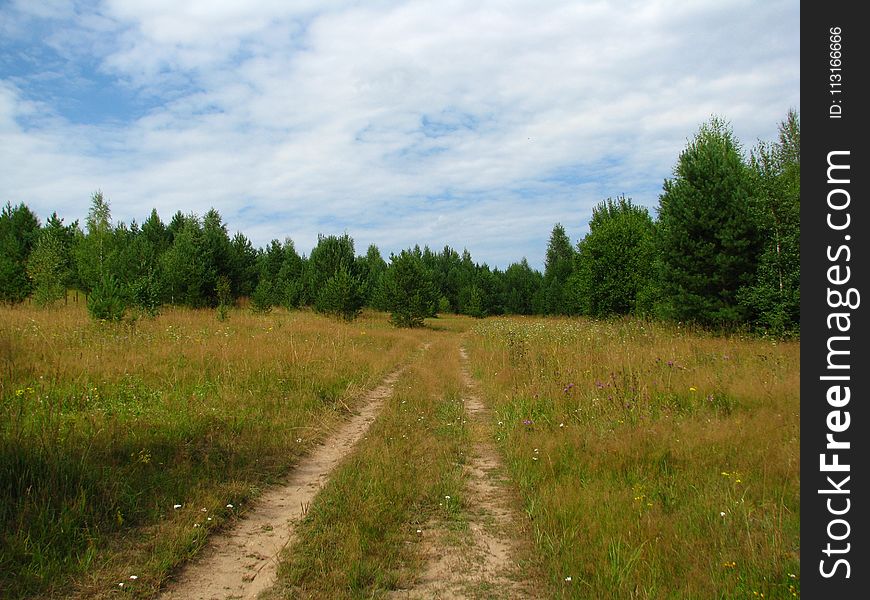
[157,368,403,600]
[390,346,535,599]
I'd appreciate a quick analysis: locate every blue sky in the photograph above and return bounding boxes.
[1,0,799,269]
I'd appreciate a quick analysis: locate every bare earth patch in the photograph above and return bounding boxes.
[390,347,537,599]
[157,368,403,600]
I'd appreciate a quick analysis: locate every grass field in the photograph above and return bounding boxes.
[0,304,424,598]
[1,305,799,599]
[465,317,800,598]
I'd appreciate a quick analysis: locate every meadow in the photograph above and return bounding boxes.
[465,317,800,598]
[0,303,423,598]
[0,305,800,599]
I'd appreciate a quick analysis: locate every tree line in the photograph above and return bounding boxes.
[0,111,799,333]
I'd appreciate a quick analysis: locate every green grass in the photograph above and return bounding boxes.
[267,330,473,599]
[0,305,423,599]
[466,317,800,599]
[1,307,800,599]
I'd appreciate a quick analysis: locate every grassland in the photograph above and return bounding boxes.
[465,317,800,598]
[265,330,470,598]
[1,305,799,599]
[0,304,424,599]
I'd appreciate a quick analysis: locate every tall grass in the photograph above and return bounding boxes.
[268,322,473,599]
[0,304,422,599]
[465,317,800,599]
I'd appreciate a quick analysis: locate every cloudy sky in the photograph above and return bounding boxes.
[1,0,799,269]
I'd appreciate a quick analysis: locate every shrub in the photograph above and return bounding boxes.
[87,275,126,322]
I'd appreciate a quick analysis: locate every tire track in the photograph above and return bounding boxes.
[158,366,405,600]
[390,346,535,599]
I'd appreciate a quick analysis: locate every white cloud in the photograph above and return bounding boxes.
[0,0,799,268]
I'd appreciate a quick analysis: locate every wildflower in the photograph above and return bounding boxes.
[564,576,572,582]
[559,422,564,428]
[129,575,138,580]
[689,386,697,392]
[720,511,726,517]
[522,419,533,426]
[200,508,208,512]
[173,504,182,509]
[226,504,234,509]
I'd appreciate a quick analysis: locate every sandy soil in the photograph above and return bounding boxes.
[157,368,402,600]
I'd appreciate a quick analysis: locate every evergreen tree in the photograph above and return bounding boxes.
[437,246,463,312]
[123,209,168,315]
[305,233,361,306]
[502,258,543,315]
[543,223,575,314]
[87,274,126,321]
[656,117,762,326]
[0,202,41,303]
[360,244,388,310]
[382,249,436,327]
[458,283,485,318]
[314,265,365,321]
[250,278,274,314]
[227,232,259,298]
[26,213,75,307]
[159,216,206,306]
[256,239,283,306]
[199,209,232,306]
[277,239,305,308]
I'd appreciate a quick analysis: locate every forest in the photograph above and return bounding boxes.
[0,112,799,334]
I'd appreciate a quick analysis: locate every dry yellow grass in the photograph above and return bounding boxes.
[465,316,800,599]
[1,307,800,599]
[0,303,425,599]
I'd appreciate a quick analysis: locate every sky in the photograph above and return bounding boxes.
[0,0,800,270]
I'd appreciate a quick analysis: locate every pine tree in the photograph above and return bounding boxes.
[543,223,575,315]
[87,274,126,321]
[315,265,364,321]
[656,117,761,326]
[159,216,207,306]
[227,232,259,298]
[0,202,41,303]
[502,258,543,315]
[200,209,232,306]
[305,233,362,307]
[382,250,436,327]
[27,213,75,307]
